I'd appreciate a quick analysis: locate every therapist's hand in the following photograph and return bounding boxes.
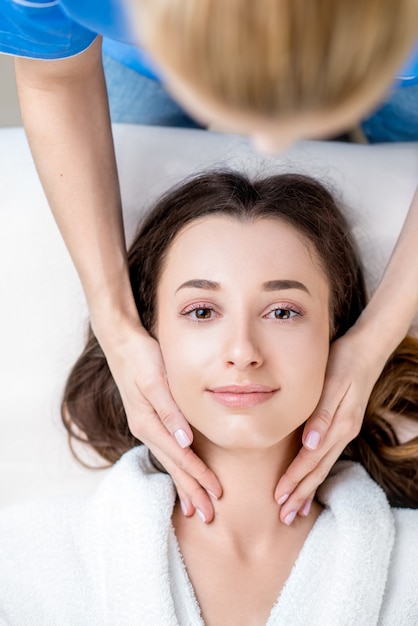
[101,321,222,523]
[275,187,418,524]
[274,328,385,525]
[15,44,221,521]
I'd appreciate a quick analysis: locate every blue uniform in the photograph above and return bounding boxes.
[1,0,417,83]
[1,0,417,136]
[0,0,159,78]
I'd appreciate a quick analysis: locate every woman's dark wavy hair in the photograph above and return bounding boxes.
[62,171,418,508]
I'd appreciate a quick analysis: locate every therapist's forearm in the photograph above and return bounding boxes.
[14,38,140,338]
[350,185,418,361]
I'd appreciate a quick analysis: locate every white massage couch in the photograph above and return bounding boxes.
[0,125,417,506]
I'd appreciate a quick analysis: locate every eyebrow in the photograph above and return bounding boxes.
[176,279,220,292]
[176,278,310,294]
[262,279,310,295]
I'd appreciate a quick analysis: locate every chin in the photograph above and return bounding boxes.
[190,419,300,453]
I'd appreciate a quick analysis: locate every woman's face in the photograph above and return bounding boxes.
[155,216,330,450]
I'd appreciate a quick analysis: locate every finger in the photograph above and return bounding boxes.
[303,398,365,456]
[140,419,222,498]
[274,442,327,504]
[303,409,332,451]
[175,490,194,517]
[298,494,315,518]
[278,445,341,525]
[302,379,351,451]
[139,375,194,448]
[278,388,364,502]
[152,445,217,523]
[144,446,198,518]
[137,413,222,505]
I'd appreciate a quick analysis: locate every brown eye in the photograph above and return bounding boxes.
[274,308,292,319]
[195,308,212,319]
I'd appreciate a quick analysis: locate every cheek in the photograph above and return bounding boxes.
[160,327,208,371]
[300,350,328,410]
[277,325,329,418]
[300,342,329,411]
[158,326,214,417]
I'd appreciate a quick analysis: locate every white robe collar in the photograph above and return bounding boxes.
[82,448,394,625]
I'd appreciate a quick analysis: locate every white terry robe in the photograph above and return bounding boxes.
[0,446,417,626]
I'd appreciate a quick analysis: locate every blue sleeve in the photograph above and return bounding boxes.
[396,40,418,87]
[0,0,97,59]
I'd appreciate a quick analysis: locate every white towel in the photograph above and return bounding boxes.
[0,447,417,625]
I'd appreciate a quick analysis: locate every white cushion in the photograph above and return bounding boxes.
[0,125,417,505]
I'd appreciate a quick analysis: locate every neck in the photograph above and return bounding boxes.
[178,430,303,554]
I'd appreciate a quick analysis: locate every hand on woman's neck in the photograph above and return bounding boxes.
[177,428,309,553]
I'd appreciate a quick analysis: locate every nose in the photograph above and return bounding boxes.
[224,319,263,370]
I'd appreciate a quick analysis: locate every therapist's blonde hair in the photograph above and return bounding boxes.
[137,0,418,117]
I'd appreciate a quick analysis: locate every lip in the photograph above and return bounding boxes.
[207,384,278,408]
[210,384,276,393]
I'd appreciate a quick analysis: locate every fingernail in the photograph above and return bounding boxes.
[277,493,289,506]
[305,430,320,450]
[207,489,218,500]
[180,499,188,516]
[174,429,191,448]
[284,511,297,526]
[301,499,312,517]
[196,508,206,523]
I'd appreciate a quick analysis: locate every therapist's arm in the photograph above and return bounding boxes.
[275,186,418,523]
[14,38,221,520]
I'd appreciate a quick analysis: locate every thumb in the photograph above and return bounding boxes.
[302,379,349,450]
[140,376,194,448]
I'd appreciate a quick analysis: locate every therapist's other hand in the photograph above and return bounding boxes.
[103,323,222,523]
[274,329,384,525]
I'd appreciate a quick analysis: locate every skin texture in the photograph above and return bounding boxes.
[156,215,327,625]
[157,216,330,450]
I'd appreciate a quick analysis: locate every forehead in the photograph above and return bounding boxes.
[159,215,329,292]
